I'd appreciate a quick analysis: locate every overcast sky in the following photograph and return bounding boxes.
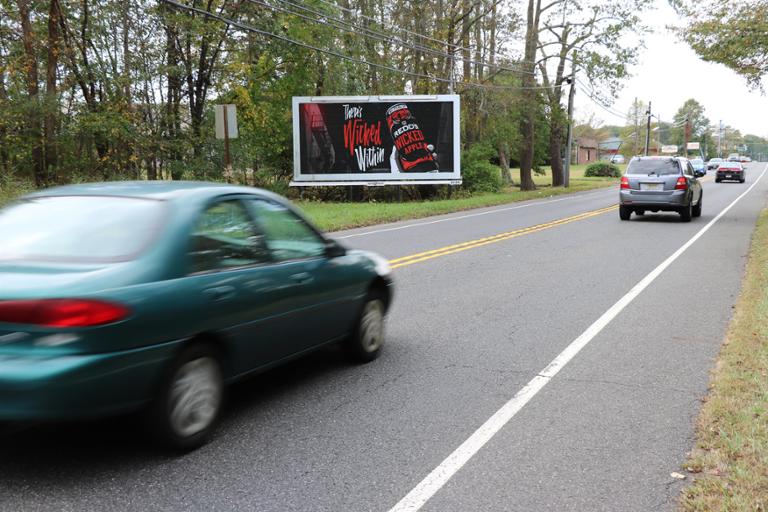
[574,0,768,137]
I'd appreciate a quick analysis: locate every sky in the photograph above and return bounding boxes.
[574,0,768,137]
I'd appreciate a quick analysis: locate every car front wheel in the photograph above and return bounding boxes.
[345,291,386,363]
[148,343,224,451]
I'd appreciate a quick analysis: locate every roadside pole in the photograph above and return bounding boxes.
[644,101,651,156]
[223,104,232,178]
[564,54,576,188]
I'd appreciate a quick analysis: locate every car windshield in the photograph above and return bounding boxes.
[710,158,722,162]
[691,159,703,165]
[626,159,680,176]
[0,196,164,262]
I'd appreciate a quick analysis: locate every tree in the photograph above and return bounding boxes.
[674,0,768,88]
[671,98,710,149]
[537,0,651,186]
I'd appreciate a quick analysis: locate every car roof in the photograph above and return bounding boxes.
[23,181,287,204]
[629,156,685,162]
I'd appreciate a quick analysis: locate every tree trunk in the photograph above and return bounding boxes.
[518,0,542,191]
[17,0,45,187]
[499,142,511,185]
[45,0,61,183]
[549,113,564,186]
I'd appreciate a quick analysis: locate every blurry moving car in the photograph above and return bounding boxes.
[619,156,704,222]
[707,157,723,170]
[610,154,625,164]
[0,182,393,449]
[716,162,746,183]
[744,156,752,163]
[690,158,706,175]
[727,153,741,162]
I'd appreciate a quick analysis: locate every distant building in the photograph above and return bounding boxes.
[573,138,599,164]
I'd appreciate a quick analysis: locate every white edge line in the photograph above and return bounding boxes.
[388,163,768,512]
[335,189,615,239]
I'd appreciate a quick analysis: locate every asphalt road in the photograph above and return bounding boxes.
[2,163,767,511]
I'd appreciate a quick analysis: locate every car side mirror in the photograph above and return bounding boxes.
[694,170,705,177]
[325,239,347,258]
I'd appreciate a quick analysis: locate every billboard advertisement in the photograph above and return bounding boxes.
[292,95,460,185]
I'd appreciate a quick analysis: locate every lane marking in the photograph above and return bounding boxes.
[388,164,768,512]
[388,205,617,269]
[336,188,616,239]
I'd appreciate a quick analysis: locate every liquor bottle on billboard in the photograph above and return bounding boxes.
[385,103,439,172]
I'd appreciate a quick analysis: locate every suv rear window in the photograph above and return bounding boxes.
[626,160,680,176]
[0,196,164,262]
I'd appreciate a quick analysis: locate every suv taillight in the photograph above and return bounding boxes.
[620,176,630,189]
[0,299,129,327]
[675,177,688,190]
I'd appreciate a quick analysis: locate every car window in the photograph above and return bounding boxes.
[246,199,326,262]
[685,162,694,177]
[626,159,680,176]
[188,200,271,273]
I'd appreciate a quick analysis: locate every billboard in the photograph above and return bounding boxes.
[292,95,460,185]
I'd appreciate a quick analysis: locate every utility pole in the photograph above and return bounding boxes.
[564,53,576,188]
[634,97,640,155]
[683,115,691,157]
[644,101,652,156]
[717,120,723,157]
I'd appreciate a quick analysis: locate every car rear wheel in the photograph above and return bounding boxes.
[715,178,721,183]
[619,206,631,221]
[680,202,693,222]
[344,291,386,363]
[692,192,702,218]
[635,209,645,216]
[148,343,224,451]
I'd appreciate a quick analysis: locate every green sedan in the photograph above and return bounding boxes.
[0,182,393,449]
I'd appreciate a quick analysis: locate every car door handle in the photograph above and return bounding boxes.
[203,285,236,302]
[289,272,314,285]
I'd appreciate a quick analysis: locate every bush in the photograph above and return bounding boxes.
[584,162,621,177]
[461,144,503,193]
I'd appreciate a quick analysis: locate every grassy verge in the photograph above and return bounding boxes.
[300,164,620,232]
[679,209,768,510]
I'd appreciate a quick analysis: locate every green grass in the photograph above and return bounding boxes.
[299,164,621,232]
[679,209,768,510]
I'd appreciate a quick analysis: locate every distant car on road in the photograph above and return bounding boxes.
[716,162,746,183]
[727,153,741,162]
[619,156,704,222]
[690,158,706,175]
[610,154,625,164]
[0,182,394,450]
[707,157,723,170]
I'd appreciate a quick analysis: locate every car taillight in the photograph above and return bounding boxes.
[675,177,688,190]
[0,299,129,327]
[620,176,630,189]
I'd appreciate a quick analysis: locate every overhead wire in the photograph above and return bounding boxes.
[253,0,537,77]
[160,0,555,91]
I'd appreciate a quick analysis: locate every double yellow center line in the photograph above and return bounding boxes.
[389,205,618,269]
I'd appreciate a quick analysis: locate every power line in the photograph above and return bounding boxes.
[311,0,486,54]
[161,0,553,91]
[254,0,536,77]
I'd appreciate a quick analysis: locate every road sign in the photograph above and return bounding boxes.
[661,145,678,154]
[686,142,700,150]
[215,104,238,139]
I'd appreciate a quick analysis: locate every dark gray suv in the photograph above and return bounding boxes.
[619,156,704,222]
